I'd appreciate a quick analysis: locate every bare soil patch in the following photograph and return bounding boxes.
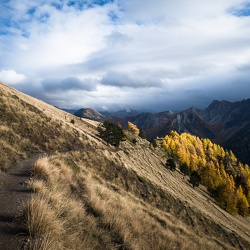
[0,155,39,250]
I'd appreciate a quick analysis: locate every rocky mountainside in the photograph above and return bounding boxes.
[130,108,214,141]
[73,99,250,164]
[101,109,141,118]
[74,108,106,121]
[110,99,250,165]
[202,99,250,165]
[1,82,250,249]
[73,108,141,121]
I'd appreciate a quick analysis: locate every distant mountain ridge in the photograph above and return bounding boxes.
[133,99,250,165]
[101,109,141,118]
[201,99,250,165]
[74,108,107,121]
[73,99,250,165]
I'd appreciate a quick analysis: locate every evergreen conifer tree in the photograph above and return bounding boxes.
[189,170,201,188]
[98,120,125,147]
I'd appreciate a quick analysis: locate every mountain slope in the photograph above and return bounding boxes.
[118,99,250,165]
[202,99,250,165]
[101,109,141,118]
[74,108,107,121]
[0,82,250,249]
[161,131,250,215]
[0,82,94,171]
[27,143,250,249]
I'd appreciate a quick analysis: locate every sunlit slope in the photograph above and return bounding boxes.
[76,143,250,246]
[27,141,250,249]
[1,82,250,249]
[0,82,97,170]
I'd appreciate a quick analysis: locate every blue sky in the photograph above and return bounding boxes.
[0,0,250,112]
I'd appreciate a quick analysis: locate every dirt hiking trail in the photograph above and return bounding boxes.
[0,155,39,250]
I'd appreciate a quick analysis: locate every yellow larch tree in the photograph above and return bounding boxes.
[127,121,140,136]
[236,185,249,216]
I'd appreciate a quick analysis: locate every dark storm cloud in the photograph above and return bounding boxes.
[101,71,164,89]
[42,77,96,92]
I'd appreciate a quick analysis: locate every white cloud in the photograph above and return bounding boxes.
[0,0,250,111]
[3,4,113,70]
[0,70,27,85]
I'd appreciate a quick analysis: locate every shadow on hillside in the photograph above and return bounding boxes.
[9,171,31,177]
[0,215,26,236]
[0,215,15,223]
[1,224,26,236]
[10,189,30,193]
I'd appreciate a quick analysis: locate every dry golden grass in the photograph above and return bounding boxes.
[0,82,88,171]
[26,154,248,250]
[27,156,97,250]
[26,196,65,250]
[33,157,53,181]
[84,177,191,250]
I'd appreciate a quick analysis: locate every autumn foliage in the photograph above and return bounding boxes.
[127,121,140,136]
[161,131,250,216]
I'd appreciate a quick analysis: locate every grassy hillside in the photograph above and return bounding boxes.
[1,82,250,249]
[0,82,91,171]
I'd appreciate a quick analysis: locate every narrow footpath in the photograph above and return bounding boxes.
[0,155,39,250]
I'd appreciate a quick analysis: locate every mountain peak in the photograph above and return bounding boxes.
[208,99,232,109]
[74,108,106,121]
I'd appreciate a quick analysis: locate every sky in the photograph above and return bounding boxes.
[0,0,250,112]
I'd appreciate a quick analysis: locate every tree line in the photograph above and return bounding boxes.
[162,131,250,216]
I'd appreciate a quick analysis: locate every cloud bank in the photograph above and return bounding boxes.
[0,0,250,112]
[0,70,27,85]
